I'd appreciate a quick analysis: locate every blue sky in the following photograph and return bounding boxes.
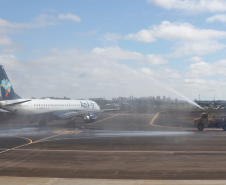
[1,0,226,100]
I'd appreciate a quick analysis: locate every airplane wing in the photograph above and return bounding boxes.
[1,99,32,107]
[52,108,120,120]
[52,109,104,119]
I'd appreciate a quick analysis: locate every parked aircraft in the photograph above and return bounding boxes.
[0,65,108,126]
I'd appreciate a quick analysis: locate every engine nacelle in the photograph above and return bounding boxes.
[83,113,97,123]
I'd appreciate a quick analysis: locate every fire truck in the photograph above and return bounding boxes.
[194,112,226,131]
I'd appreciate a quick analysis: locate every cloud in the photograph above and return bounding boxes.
[31,14,57,28]
[147,0,226,13]
[188,56,204,63]
[0,12,81,31]
[100,33,122,45]
[92,47,142,60]
[184,59,226,99]
[183,78,226,99]
[0,15,59,53]
[0,18,29,28]
[0,14,58,32]
[5,46,225,100]
[0,13,81,53]
[58,13,81,22]
[206,14,226,22]
[126,21,226,56]
[187,59,226,78]
[141,67,180,79]
[126,21,226,42]
[0,35,15,46]
[171,40,225,57]
[0,54,29,74]
[184,78,206,85]
[125,29,156,42]
[188,61,213,77]
[0,47,175,99]
[142,55,168,65]
[92,47,168,65]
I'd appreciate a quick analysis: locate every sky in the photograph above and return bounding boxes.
[1,0,226,100]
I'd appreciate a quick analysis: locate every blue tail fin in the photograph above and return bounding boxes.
[0,65,20,100]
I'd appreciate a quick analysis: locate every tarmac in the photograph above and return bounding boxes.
[1,177,226,185]
[1,110,226,184]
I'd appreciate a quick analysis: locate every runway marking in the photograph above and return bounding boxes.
[24,130,226,144]
[52,113,122,135]
[97,114,122,123]
[52,131,63,134]
[0,136,33,154]
[31,131,68,144]
[150,111,199,131]
[85,114,120,127]
[0,114,121,154]
[53,130,82,134]
[150,111,162,127]
[16,136,33,144]
[4,148,226,154]
[0,131,67,155]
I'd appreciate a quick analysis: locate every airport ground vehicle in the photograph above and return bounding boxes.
[194,112,226,131]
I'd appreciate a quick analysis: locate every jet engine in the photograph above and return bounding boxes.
[83,113,97,123]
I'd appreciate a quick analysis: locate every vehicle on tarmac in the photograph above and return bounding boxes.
[194,112,226,131]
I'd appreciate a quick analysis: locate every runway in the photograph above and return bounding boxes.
[1,110,226,182]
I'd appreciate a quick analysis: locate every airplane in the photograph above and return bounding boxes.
[0,65,113,127]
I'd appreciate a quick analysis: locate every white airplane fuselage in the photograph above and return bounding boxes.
[3,99,100,116]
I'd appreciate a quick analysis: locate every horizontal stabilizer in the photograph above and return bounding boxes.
[4,99,32,106]
[0,108,9,113]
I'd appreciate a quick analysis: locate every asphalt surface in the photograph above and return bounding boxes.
[1,110,226,180]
